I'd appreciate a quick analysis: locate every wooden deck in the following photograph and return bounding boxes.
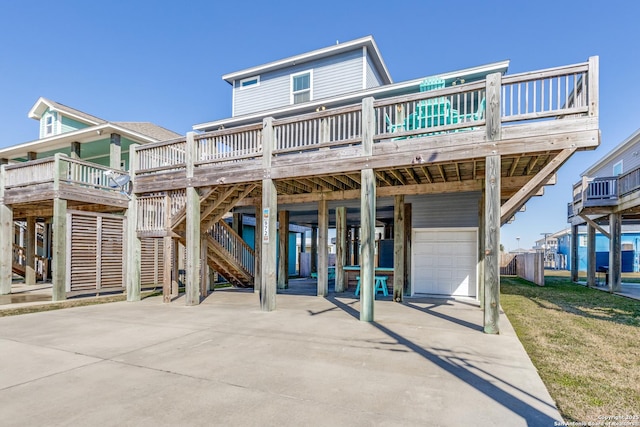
[132,58,599,230]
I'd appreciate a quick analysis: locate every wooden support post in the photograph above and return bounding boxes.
[233,213,243,238]
[162,194,172,302]
[51,154,67,301]
[360,97,376,322]
[393,195,405,302]
[352,227,360,266]
[171,239,179,297]
[0,165,12,295]
[278,210,289,289]
[261,117,277,311]
[570,224,579,282]
[403,203,412,296]
[483,72,502,334]
[311,226,318,274]
[318,198,328,296]
[609,213,622,293]
[586,224,596,287]
[110,133,122,170]
[185,186,201,305]
[478,193,485,306]
[27,152,37,161]
[25,216,36,286]
[484,154,501,334]
[52,198,67,301]
[70,142,81,159]
[200,233,209,297]
[335,206,347,292]
[126,146,141,301]
[254,203,262,293]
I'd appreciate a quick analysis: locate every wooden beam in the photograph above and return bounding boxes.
[278,210,289,289]
[393,195,405,302]
[500,148,576,224]
[0,165,12,294]
[70,141,81,159]
[578,214,610,238]
[484,72,501,335]
[586,224,596,287]
[311,226,318,275]
[317,198,328,296]
[261,179,277,310]
[484,154,500,334]
[361,97,376,322]
[254,202,262,293]
[126,146,141,301]
[571,224,579,282]
[360,168,376,321]
[335,206,347,292]
[185,186,201,306]
[403,203,412,296]
[110,133,121,170]
[478,192,485,307]
[609,213,621,293]
[25,216,36,286]
[52,198,67,301]
[261,117,277,311]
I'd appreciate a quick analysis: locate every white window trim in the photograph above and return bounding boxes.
[44,112,55,136]
[239,75,260,90]
[613,160,623,176]
[290,69,313,105]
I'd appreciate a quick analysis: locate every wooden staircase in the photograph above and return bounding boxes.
[12,243,48,281]
[171,184,258,288]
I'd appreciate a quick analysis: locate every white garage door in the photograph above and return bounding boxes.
[412,228,477,297]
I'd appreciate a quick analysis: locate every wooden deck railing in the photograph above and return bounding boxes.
[274,105,362,153]
[12,243,49,280]
[501,63,590,123]
[196,123,262,164]
[208,220,255,275]
[570,165,640,218]
[3,154,128,195]
[129,58,596,177]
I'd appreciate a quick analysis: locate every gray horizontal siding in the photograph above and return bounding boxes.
[60,115,90,133]
[365,53,384,89]
[233,49,364,117]
[406,192,480,228]
[589,141,640,178]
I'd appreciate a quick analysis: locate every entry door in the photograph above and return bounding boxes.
[412,228,477,297]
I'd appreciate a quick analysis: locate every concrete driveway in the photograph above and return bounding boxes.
[0,286,562,426]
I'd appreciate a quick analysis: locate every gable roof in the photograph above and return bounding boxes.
[113,122,182,141]
[28,97,107,125]
[222,35,392,85]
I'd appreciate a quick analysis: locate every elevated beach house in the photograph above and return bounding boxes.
[1,36,600,333]
[568,128,640,290]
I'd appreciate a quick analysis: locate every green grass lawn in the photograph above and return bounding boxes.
[501,275,640,422]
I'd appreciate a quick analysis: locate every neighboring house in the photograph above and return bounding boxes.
[1,98,180,290]
[568,128,640,288]
[1,97,181,168]
[556,225,640,272]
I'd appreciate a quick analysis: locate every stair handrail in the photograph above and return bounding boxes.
[208,220,255,276]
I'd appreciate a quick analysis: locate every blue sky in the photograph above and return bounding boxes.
[1,0,639,250]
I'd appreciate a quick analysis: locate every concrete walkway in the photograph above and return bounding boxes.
[0,283,562,426]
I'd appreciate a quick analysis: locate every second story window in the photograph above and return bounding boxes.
[240,76,259,89]
[613,160,623,176]
[45,114,54,136]
[291,70,312,104]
